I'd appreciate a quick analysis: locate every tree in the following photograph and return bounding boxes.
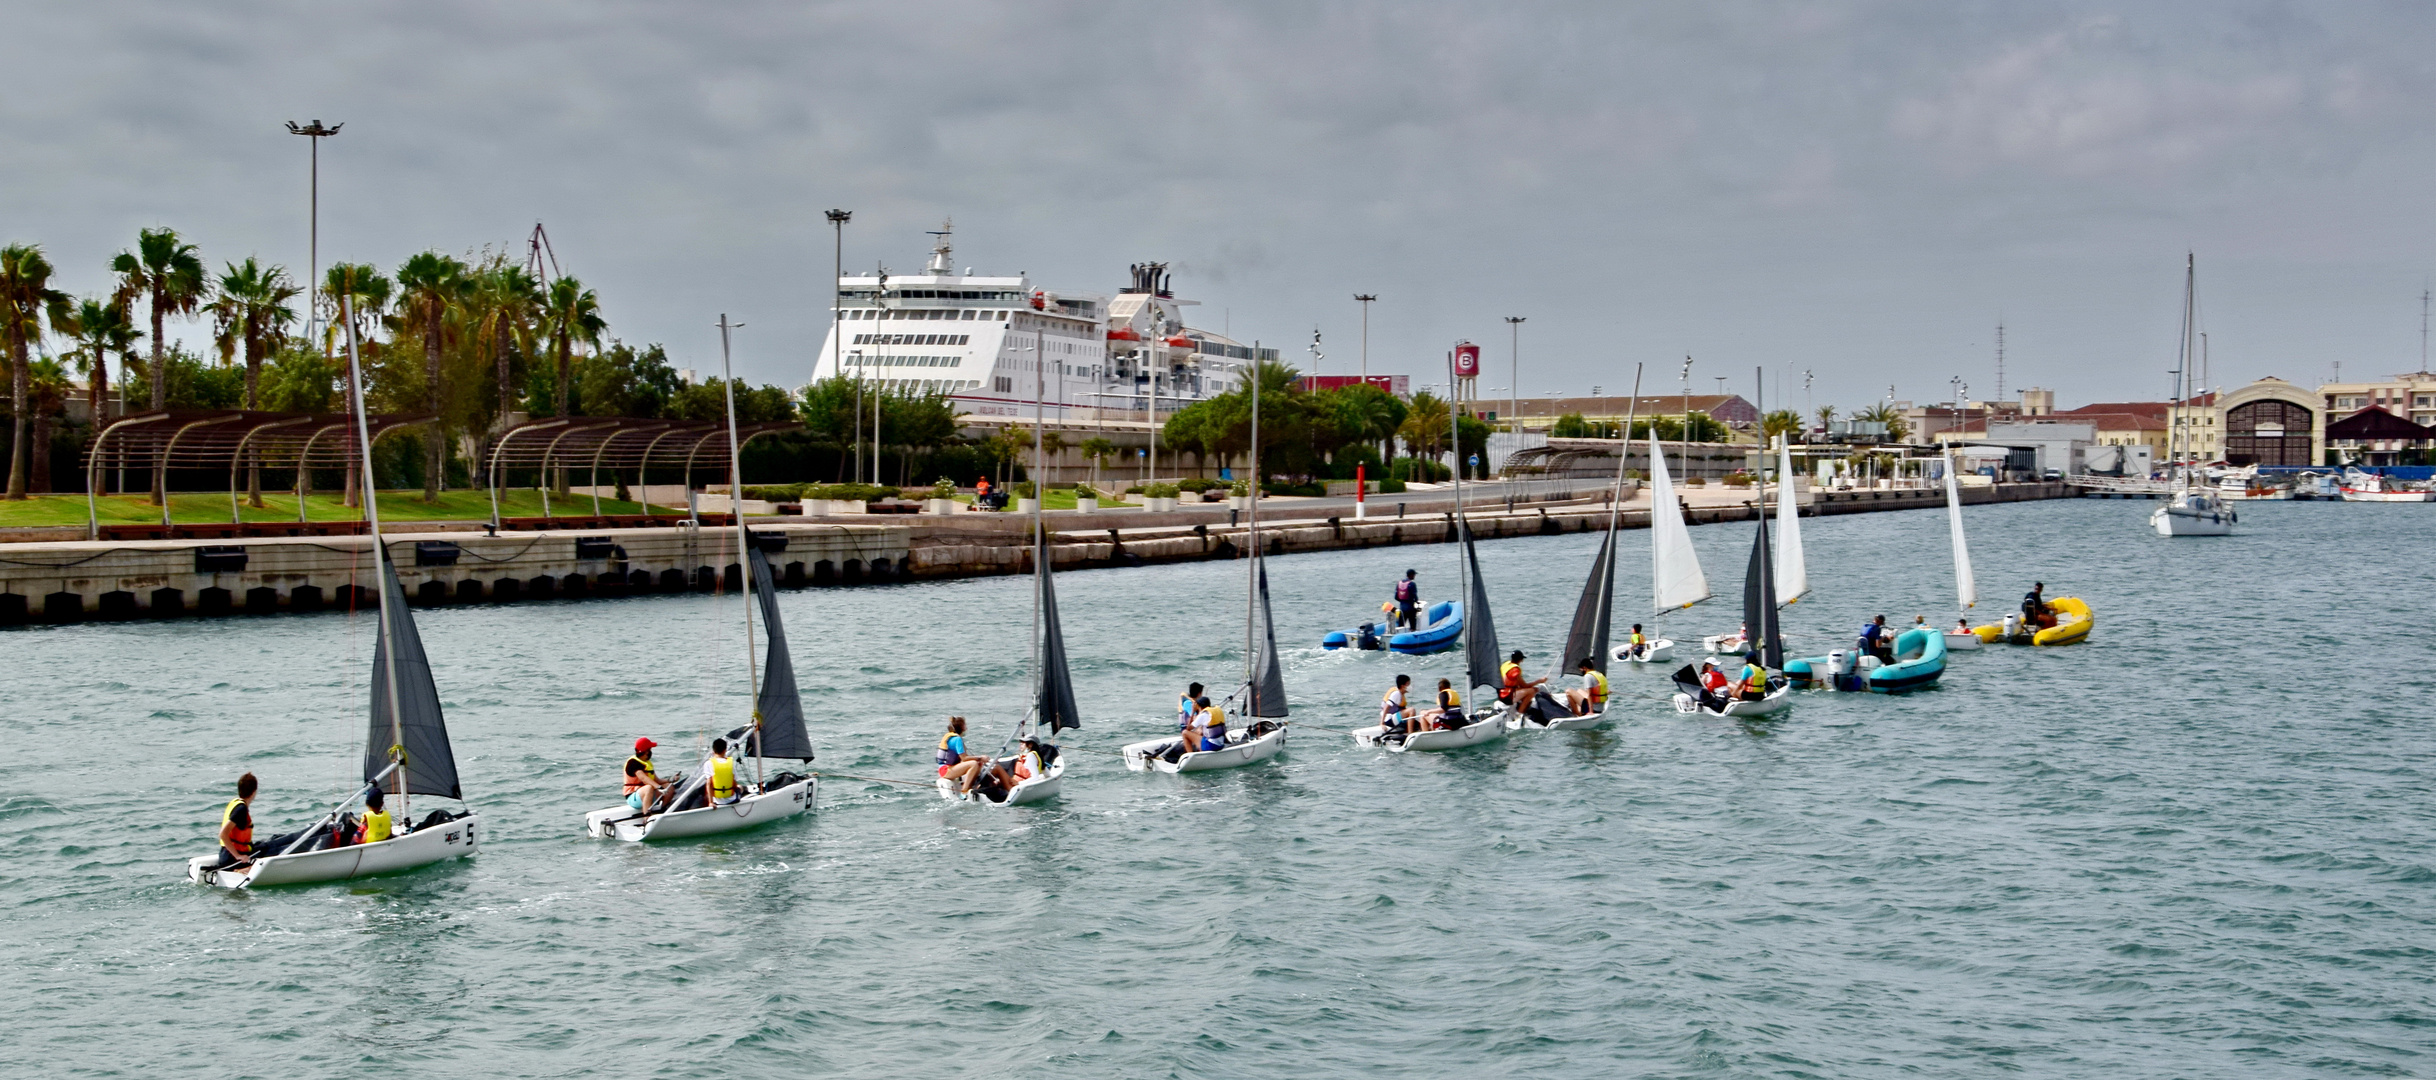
[1855,403,1912,443]
[60,297,139,435]
[468,262,542,422]
[1814,404,1837,433]
[210,258,301,505]
[394,252,467,501]
[24,358,71,493]
[1078,435,1118,493]
[1762,409,1804,445]
[321,263,392,351]
[1398,391,1452,459]
[540,275,605,423]
[1,244,69,499]
[1038,429,1069,479]
[111,227,207,504]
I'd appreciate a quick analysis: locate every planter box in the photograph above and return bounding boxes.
[1178,490,1204,504]
[923,498,959,515]
[1228,495,1252,510]
[1075,497,1099,513]
[1015,497,1041,514]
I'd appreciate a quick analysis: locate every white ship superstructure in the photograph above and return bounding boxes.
[811,224,1275,424]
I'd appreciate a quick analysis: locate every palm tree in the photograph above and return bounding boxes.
[320,263,390,510]
[1078,435,1117,495]
[1855,403,1912,443]
[1761,409,1803,445]
[539,275,604,420]
[1398,390,1452,461]
[62,297,140,435]
[1038,429,1069,485]
[1,244,70,499]
[1814,404,1837,435]
[469,263,541,422]
[25,357,71,494]
[394,252,467,501]
[110,227,207,504]
[209,258,301,505]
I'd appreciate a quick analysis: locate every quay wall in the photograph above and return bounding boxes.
[0,483,2071,625]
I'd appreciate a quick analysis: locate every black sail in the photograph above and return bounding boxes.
[1461,521,1502,693]
[363,554,462,799]
[1243,554,1289,718]
[746,547,814,760]
[1741,516,1784,669]
[1035,531,1082,732]
[1560,527,1617,676]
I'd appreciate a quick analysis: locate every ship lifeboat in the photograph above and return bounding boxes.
[1106,327,1141,341]
[1164,335,1196,350]
[1028,289,1049,310]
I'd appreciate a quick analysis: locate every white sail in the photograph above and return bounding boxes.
[1943,450,1977,611]
[1773,440,1808,605]
[1649,436,1711,612]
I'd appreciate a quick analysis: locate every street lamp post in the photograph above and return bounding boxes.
[285,119,342,350]
[1354,294,1376,383]
[1504,316,1524,443]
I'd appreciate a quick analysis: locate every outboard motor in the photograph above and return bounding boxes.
[2001,613,2022,639]
[1827,649,1865,692]
[1356,622,1383,651]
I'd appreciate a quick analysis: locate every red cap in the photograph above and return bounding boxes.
[634,737,657,753]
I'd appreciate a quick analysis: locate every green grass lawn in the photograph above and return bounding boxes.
[0,489,675,528]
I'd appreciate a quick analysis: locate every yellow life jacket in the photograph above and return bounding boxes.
[1500,660,1524,687]
[360,809,392,844]
[1630,631,1646,646]
[1585,670,1609,706]
[710,755,738,800]
[221,798,253,857]
[1438,688,1461,709]
[1203,705,1226,727]
[1741,664,1768,694]
[623,755,657,794]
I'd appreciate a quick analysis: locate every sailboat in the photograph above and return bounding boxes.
[940,326,1075,805]
[1940,448,1982,652]
[584,317,817,841]
[1125,360,1289,772]
[1774,438,1808,609]
[2152,254,2237,537]
[1354,355,1509,752]
[1673,372,1793,717]
[1615,418,1710,666]
[1510,365,1642,731]
[188,295,479,888]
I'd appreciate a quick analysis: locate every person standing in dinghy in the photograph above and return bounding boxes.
[1392,570,1420,632]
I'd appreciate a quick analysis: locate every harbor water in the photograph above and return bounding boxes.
[5,498,2431,1078]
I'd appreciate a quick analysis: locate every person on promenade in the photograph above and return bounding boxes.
[624,738,674,816]
[1499,650,1547,716]
[1563,658,1608,716]
[1380,674,1421,741]
[1392,570,1420,632]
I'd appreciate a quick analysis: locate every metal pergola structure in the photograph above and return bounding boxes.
[82,409,435,539]
[482,417,799,524]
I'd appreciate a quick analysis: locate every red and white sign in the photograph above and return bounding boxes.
[1453,342,1480,378]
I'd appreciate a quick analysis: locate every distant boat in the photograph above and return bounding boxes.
[1941,448,1981,652]
[1618,391,1710,667]
[2151,254,2237,537]
[1513,364,1642,732]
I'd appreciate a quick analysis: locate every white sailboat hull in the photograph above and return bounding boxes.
[1673,684,1793,718]
[937,756,1065,806]
[1612,639,1676,664]
[585,776,816,842]
[1351,710,1509,751]
[1506,705,1606,731]
[2341,489,2433,502]
[1122,725,1287,773]
[2151,499,2236,536]
[1701,633,1748,654]
[1942,631,1982,651]
[187,811,479,889]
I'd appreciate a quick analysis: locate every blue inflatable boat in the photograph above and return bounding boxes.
[1785,626,1947,694]
[1325,601,1464,654]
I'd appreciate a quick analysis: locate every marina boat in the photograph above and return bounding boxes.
[1673,373,1792,719]
[812,228,1274,426]
[1125,364,1289,773]
[189,295,478,889]
[1512,370,1640,732]
[1614,398,1711,667]
[1940,448,1982,652]
[2150,255,2238,537]
[1786,626,1947,693]
[586,324,817,841]
[941,344,1077,806]
[1354,361,1510,752]
[1323,600,1464,654]
[2339,470,2434,502]
[1973,596,2094,647]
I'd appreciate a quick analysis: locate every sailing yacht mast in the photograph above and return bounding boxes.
[1246,345,1260,688]
[341,293,407,822]
[716,314,764,784]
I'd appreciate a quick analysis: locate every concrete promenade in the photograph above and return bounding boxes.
[0,480,2071,624]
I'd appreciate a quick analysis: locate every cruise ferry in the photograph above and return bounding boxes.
[810,224,1277,423]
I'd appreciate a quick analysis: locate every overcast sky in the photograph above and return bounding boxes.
[8,2,2435,409]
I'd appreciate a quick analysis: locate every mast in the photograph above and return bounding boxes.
[342,292,407,822]
[1031,319,1046,737]
[1450,346,1467,687]
[1245,345,1259,688]
[717,314,763,783]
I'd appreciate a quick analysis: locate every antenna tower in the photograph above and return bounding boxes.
[1992,321,2006,404]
